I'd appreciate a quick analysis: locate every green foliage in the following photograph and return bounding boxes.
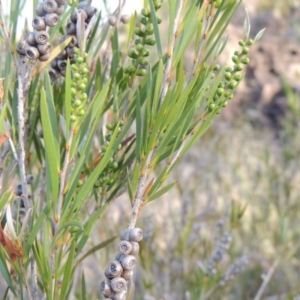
[0,0,264,299]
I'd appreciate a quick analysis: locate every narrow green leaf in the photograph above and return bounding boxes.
[65,60,72,137]
[59,243,76,300]
[81,272,87,300]
[135,90,142,161]
[148,181,177,202]
[149,0,162,56]
[254,28,266,42]
[0,190,13,213]
[40,81,60,203]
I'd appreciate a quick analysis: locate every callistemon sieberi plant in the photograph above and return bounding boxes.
[0,0,264,299]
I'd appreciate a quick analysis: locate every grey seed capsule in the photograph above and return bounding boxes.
[35,2,46,17]
[56,5,65,15]
[32,16,46,31]
[44,13,59,27]
[105,260,123,279]
[26,32,37,46]
[26,174,34,185]
[130,242,139,256]
[14,184,23,196]
[35,31,49,44]
[120,229,129,241]
[16,40,28,55]
[128,228,143,242]
[100,280,112,297]
[43,0,58,14]
[66,22,76,35]
[84,5,97,18]
[108,16,117,26]
[78,1,88,8]
[68,36,78,48]
[37,42,51,55]
[70,9,87,23]
[110,277,127,293]
[38,51,50,61]
[119,255,136,271]
[121,269,133,281]
[50,59,58,69]
[57,49,67,59]
[59,68,66,76]
[55,0,67,4]
[111,292,126,300]
[120,14,130,24]
[118,240,133,255]
[66,46,74,58]
[57,59,67,70]
[25,46,40,59]
[49,68,60,82]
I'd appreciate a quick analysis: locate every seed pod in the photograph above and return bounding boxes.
[57,59,67,70]
[100,280,112,297]
[120,14,130,24]
[26,32,37,46]
[105,260,123,279]
[43,0,58,13]
[56,5,65,15]
[50,59,58,69]
[110,277,127,293]
[16,40,28,55]
[121,269,133,281]
[129,228,143,242]
[66,46,75,58]
[68,36,78,47]
[39,51,50,61]
[35,31,49,44]
[57,49,67,59]
[108,16,117,26]
[55,0,67,4]
[25,46,40,60]
[78,1,88,8]
[49,68,60,82]
[37,42,51,55]
[109,293,126,300]
[35,2,46,16]
[83,5,97,18]
[14,184,23,196]
[26,174,34,185]
[66,22,77,35]
[70,9,87,23]
[119,255,136,271]
[120,229,130,241]
[130,242,139,256]
[118,241,133,255]
[60,68,66,76]
[45,13,59,27]
[32,16,46,31]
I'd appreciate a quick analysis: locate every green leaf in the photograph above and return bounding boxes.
[0,248,16,296]
[75,236,116,268]
[149,0,162,56]
[254,28,266,42]
[135,90,142,161]
[148,181,177,202]
[81,272,87,300]
[59,242,76,300]
[65,60,72,137]
[40,78,60,203]
[0,190,13,214]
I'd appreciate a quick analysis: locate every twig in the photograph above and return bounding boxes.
[57,130,74,221]
[189,1,212,81]
[128,150,154,230]
[159,0,184,107]
[254,257,280,300]
[30,257,38,300]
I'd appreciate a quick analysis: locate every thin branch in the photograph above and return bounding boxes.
[159,0,184,107]
[128,150,154,230]
[254,258,280,300]
[30,257,38,300]
[57,130,74,220]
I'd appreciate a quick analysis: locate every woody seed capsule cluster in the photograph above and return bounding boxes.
[49,0,97,82]
[16,0,67,61]
[100,228,143,300]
